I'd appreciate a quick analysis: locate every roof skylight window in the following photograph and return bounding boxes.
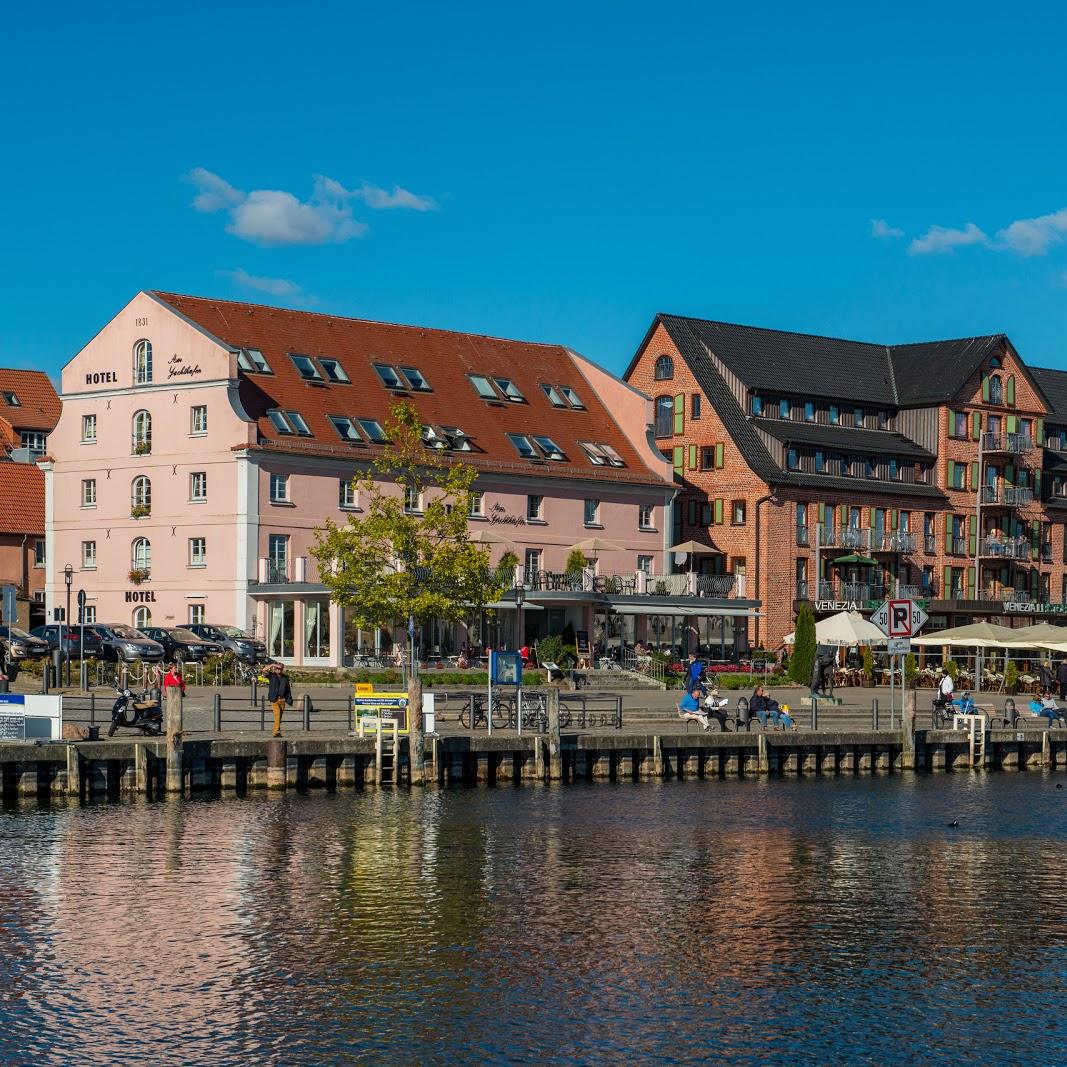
[506,433,539,459]
[469,375,498,400]
[399,366,431,392]
[286,411,312,436]
[290,354,323,381]
[3,391,20,407]
[495,378,525,403]
[328,415,361,442]
[442,426,472,451]
[358,419,389,444]
[560,386,584,409]
[237,348,272,373]
[541,384,566,407]
[582,442,625,467]
[320,358,350,384]
[373,363,405,389]
[532,435,565,460]
[267,409,294,435]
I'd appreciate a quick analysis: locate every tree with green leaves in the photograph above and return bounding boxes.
[312,401,509,783]
[788,604,817,686]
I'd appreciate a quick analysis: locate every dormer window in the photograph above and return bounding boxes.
[751,395,763,416]
[506,433,539,459]
[286,411,312,436]
[581,442,625,467]
[358,419,388,444]
[237,347,272,373]
[3,391,20,407]
[654,355,674,380]
[804,402,815,422]
[320,358,350,383]
[267,409,294,435]
[328,415,362,442]
[290,354,323,381]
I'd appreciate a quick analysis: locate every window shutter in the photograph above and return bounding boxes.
[714,498,723,525]
[970,461,979,491]
[1007,375,1016,406]
[1036,417,1044,446]
[944,519,952,553]
[1032,523,1040,560]
[971,411,981,441]
[672,446,683,475]
[688,444,697,470]
[1034,469,1042,497]
[943,566,953,596]
[981,374,990,402]
[714,442,724,469]
[1006,414,1018,434]
[817,502,825,523]
[1006,463,1015,487]
[966,567,976,599]
[673,394,684,435]
[891,509,899,530]
[838,504,847,527]
[946,459,954,487]
[968,515,977,556]
[688,499,698,524]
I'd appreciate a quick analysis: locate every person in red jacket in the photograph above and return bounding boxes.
[162,663,186,697]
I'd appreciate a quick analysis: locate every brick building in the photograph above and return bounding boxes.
[625,313,1067,650]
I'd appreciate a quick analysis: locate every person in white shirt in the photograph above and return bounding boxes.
[935,669,955,707]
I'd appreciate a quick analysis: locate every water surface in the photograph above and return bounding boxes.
[1,775,1065,1064]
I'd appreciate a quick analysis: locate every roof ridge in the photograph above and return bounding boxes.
[884,345,899,405]
[151,291,565,350]
[889,332,1004,351]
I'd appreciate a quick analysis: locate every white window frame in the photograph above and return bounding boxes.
[132,475,151,511]
[188,603,206,625]
[190,405,208,435]
[134,339,153,385]
[132,537,152,572]
[82,413,97,443]
[82,540,97,569]
[639,504,655,530]
[404,486,423,513]
[269,473,289,503]
[83,605,97,624]
[583,499,601,526]
[189,537,206,567]
[339,479,358,509]
[81,479,97,508]
[133,605,152,629]
[469,491,484,517]
[190,471,207,502]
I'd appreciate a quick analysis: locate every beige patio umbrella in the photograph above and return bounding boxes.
[783,610,888,648]
[667,539,722,572]
[468,529,513,545]
[910,621,1018,647]
[570,537,624,554]
[1001,622,1067,648]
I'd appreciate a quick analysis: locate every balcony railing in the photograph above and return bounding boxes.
[802,578,936,602]
[819,525,869,551]
[1042,544,1054,563]
[525,570,741,598]
[980,485,1000,504]
[255,556,313,584]
[979,537,1030,560]
[795,525,810,547]
[948,537,967,555]
[982,432,1033,453]
[1004,486,1034,506]
[875,532,916,553]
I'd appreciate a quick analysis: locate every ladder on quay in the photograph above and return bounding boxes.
[955,713,987,768]
[357,716,400,784]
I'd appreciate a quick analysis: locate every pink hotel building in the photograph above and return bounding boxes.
[41,292,758,666]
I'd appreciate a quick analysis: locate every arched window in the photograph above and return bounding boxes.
[132,537,151,573]
[133,606,152,629]
[655,396,674,438]
[989,375,1002,404]
[654,355,674,381]
[988,355,1002,369]
[132,410,152,454]
[131,476,151,514]
[134,340,153,385]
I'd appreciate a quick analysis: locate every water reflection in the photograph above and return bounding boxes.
[0,777,1066,1064]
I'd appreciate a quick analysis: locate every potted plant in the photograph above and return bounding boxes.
[134,440,151,455]
[861,646,874,685]
[904,653,918,688]
[130,504,150,519]
[1004,660,1019,696]
[128,567,149,584]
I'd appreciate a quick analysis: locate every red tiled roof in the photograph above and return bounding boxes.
[0,370,60,431]
[0,463,44,534]
[151,292,669,487]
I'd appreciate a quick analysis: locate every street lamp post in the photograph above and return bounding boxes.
[63,564,73,685]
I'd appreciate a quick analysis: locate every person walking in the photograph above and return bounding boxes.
[1057,659,1067,703]
[267,662,292,738]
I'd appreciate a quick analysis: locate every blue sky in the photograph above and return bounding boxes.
[5,1,1067,381]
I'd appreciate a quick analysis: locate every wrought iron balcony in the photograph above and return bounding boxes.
[980,485,1000,505]
[982,431,1033,453]
[1004,486,1034,506]
[795,525,810,547]
[875,532,916,553]
[978,537,1030,560]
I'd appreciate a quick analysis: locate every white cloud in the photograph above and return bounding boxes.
[186,169,437,246]
[996,207,1067,256]
[908,222,988,256]
[871,218,904,240]
[220,268,302,297]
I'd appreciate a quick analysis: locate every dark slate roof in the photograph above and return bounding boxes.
[758,420,936,460]
[634,313,1015,409]
[655,316,945,499]
[890,335,1005,405]
[1030,366,1067,420]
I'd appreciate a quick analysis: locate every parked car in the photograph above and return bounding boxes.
[0,625,51,663]
[140,627,222,662]
[91,624,165,663]
[185,624,268,663]
[30,623,106,659]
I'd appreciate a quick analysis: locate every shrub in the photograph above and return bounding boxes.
[537,634,575,669]
[564,549,587,577]
[862,646,874,683]
[944,659,958,681]
[789,604,817,686]
[1005,660,1019,692]
[904,653,918,686]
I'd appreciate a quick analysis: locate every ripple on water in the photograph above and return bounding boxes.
[1,776,1067,1064]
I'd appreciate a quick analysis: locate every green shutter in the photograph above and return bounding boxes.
[944,566,953,596]
[673,394,684,435]
[1032,523,1040,560]
[817,502,825,523]
[714,498,723,525]
[838,504,847,527]
[714,442,724,469]
[1006,414,1018,435]
[672,446,683,475]
[970,461,979,491]
[946,459,955,487]
[944,520,953,553]
[1007,375,1016,406]
[891,509,899,530]
[1006,463,1015,487]
[1036,417,1045,447]
[867,507,874,528]
[971,411,981,441]
[688,444,697,470]
[981,374,990,402]
[968,515,977,556]
[966,568,976,599]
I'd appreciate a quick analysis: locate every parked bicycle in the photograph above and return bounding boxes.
[458,694,508,731]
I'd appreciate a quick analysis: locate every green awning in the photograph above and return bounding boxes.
[832,553,878,566]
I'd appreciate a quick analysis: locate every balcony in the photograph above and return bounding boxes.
[980,485,1000,505]
[982,431,1033,453]
[874,532,916,553]
[812,580,881,602]
[923,534,936,555]
[795,525,810,547]
[818,525,869,551]
[978,537,1030,560]
[948,537,967,556]
[525,570,741,598]
[255,556,313,584]
[1003,486,1034,507]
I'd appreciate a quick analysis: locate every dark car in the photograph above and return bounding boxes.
[30,623,106,659]
[140,626,222,662]
[91,624,165,663]
[185,624,267,663]
[0,626,50,663]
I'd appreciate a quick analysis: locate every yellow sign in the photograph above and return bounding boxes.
[355,683,374,695]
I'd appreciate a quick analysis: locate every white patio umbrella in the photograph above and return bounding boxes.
[1000,622,1067,648]
[910,621,1018,647]
[783,610,888,647]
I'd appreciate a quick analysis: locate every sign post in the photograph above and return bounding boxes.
[872,600,928,729]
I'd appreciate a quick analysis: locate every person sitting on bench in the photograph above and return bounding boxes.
[1030,691,1063,728]
[750,684,795,730]
[702,687,730,730]
[678,686,711,730]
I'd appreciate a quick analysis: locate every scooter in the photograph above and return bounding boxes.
[108,685,163,736]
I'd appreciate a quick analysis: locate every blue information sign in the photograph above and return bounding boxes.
[490,651,522,687]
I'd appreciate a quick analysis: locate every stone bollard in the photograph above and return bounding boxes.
[266,738,287,790]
